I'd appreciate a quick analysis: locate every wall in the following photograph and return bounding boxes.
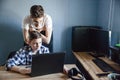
[97,0,111,30]
[111,0,120,45]
[0,0,98,65]
[97,0,120,46]
[64,0,98,63]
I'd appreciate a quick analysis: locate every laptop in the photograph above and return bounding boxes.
[29,52,65,77]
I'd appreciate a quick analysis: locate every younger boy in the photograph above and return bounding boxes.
[6,31,49,74]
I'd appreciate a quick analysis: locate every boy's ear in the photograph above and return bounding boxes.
[26,41,29,44]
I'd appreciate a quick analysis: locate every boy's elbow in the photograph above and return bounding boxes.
[43,38,50,44]
[46,40,50,44]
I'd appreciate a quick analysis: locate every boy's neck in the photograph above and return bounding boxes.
[32,50,38,55]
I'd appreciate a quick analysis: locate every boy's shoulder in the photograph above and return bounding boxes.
[41,45,50,52]
[17,46,32,53]
[41,45,49,49]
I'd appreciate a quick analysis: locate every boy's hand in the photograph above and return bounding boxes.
[18,67,31,74]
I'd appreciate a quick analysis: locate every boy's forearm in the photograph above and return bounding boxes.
[10,66,31,74]
[10,66,21,73]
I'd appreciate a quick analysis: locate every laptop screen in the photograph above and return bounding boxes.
[30,52,65,77]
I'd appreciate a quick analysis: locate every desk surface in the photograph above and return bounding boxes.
[73,52,120,80]
[0,64,76,80]
[0,71,67,80]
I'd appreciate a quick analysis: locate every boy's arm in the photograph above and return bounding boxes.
[11,65,31,74]
[10,65,21,72]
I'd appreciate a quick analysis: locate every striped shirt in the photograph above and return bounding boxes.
[6,45,49,69]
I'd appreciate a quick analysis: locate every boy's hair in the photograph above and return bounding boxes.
[30,5,44,18]
[29,31,41,41]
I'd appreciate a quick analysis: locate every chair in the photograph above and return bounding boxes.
[7,51,16,60]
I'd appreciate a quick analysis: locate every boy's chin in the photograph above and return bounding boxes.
[33,48,39,52]
[35,48,39,51]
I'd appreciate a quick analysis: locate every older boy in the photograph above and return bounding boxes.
[22,5,52,45]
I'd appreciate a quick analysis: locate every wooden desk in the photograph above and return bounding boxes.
[73,52,120,80]
[0,71,67,80]
[0,64,76,80]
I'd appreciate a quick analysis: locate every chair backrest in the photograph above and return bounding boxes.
[7,51,16,60]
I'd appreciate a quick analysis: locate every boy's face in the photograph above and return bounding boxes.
[29,38,42,52]
[32,17,43,27]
